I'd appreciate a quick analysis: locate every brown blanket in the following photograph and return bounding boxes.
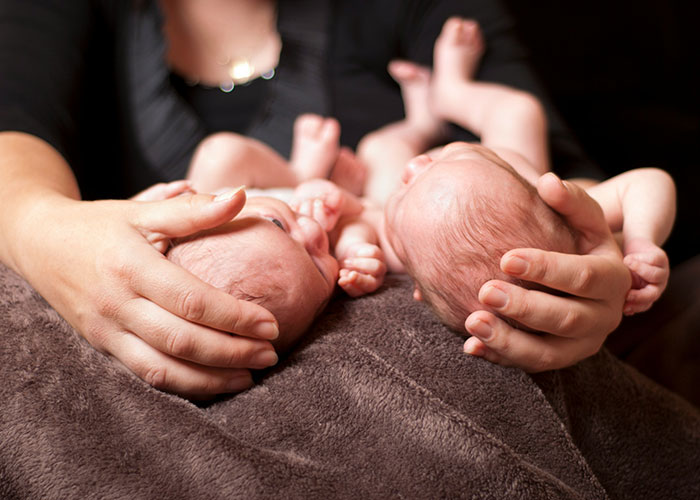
[1,263,699,499]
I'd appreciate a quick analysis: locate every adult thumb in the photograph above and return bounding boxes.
[132,186,247,239]
[536,173,611,248]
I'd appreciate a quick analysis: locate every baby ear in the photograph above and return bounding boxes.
[412,284,423,301]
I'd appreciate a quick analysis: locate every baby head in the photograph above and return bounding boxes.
[385,142,576,331]
[168,196,339,353]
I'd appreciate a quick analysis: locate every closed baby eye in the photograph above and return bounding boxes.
[265,216,286,231]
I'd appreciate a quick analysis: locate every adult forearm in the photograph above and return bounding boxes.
[0,132,81,273]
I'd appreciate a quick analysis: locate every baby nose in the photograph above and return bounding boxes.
[402,154,432,184]
[297,216,330,255]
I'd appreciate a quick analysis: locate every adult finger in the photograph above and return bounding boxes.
[464,310,602,372]
[126,247,279,340]
[536,173,613,251]
[133,187,247,241]
[477,280,618,337]
[500,250,629,300]
[111,332,255,398]
[118,297,278,369]
[131,180,194,202]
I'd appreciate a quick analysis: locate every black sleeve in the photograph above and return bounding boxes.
[396,0,603,178]
[0,0,95,162]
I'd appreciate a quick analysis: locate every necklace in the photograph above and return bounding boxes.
[214,58,276,93]
[180,47,279,93]
[161,0,280,93]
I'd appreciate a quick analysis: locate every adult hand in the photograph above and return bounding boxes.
[463,173,631,371]
[19,188,279,399]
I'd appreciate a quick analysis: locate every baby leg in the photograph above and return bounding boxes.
[357,61,446,206]
[432,17,549,171]
[289,114,341,182]
[188,132,295,193]
[431,16,484,123]
[387,60,447,142]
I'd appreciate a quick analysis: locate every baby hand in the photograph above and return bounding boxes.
[337,243,387,297]
[622,237,670,315]
[291,179,355,231]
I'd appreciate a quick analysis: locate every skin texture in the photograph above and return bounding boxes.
[385,143,631,372]
[168,196,339,354]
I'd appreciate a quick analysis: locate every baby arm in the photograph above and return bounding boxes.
[291,179,386,296]
[585,168,676,314]
[332,209,387,297]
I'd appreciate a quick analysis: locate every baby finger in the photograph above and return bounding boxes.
[341,257,386,277]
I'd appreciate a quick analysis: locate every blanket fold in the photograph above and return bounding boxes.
[1,264,698,499]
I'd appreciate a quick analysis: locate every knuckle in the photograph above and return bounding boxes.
[510,292,532,322]
[558,307,581,334]
[177,289,207,323]
[530,253,549,282]
[574,265,595,293]
[224,346,246,367]
[94,290,118,318]
[197,379,225,396]
[97,246,131,279]
[142,366,168,390]
[165,329,195,358]
[532,350,556,372]
[489,326,511,355]
[227,301,247,334]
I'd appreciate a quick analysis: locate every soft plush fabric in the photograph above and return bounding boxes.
[1,263,699,499]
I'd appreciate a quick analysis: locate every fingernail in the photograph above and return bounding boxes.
[466,317,493,341]
[251,350,278,368]
[254,320,279,340]
[503,256,528,276]
[482,285,508,309]
[463,342,484,357]
[544,171,563,184]
[214,185,246,202]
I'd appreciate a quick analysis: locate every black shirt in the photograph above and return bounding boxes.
[0,0,598,200]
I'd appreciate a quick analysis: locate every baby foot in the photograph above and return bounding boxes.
[329,146,367,196]
[289,114,341,182]
[622,237,670,315]
[337,242,387,297]
[432,17,485,118]
[387,59,447,145]
[291,179,362,232]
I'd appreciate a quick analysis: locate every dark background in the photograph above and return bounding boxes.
[504,0,699,266]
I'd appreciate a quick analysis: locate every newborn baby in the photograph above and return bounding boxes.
[167,194,339,353]
[384,142,577,331]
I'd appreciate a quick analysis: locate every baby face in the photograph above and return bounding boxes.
[238,196,340,296]
[170,196,339,352]
[385,142,530,263]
